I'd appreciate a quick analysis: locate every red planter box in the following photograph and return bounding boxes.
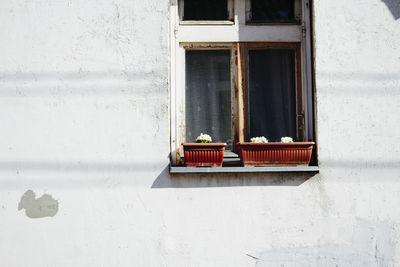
[182,143,226,167]
[237,142,315,167]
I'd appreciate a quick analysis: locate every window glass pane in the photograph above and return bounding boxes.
[250,0,295,22]
[186,50,232,149]
[183,0,228,20]
[248,49,296,142]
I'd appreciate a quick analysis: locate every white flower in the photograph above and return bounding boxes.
[196,133,212,143]
[281,137,294,143]
[250,136,268,143]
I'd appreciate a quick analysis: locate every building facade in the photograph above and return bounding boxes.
[0,0,399,266]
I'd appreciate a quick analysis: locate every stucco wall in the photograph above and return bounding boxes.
[0,0,399,266]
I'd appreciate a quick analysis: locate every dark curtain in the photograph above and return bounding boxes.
[184,0,228,20]
[248,49,297,142]
[250,0,294,22]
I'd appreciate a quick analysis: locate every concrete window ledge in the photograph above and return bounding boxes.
[170,166,319,174]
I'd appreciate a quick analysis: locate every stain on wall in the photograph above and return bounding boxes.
[256,220,394,267]
[18,190,59,219]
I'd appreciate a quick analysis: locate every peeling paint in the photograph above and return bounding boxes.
[18,190,59,219]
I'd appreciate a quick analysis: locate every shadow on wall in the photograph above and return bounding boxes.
[0,160,316,189]
[255,220,395,266]
[151,156,400,188]
[151,166,316,188]
[382,0,400,20]
[0,70,167,97]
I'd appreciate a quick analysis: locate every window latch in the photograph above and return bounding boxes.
[174,25,178,39]
[302,21,306,39]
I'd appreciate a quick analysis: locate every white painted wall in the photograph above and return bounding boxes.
[0,0,399,266]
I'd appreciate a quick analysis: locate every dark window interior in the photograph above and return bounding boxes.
[249,0,295,22]
[185,50,232,149]
[183,0,229,20]
[248,49,297,142]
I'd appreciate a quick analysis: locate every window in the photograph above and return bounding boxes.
[182,0,229,21]
[247,47,298,141]
[170,0,314,165]
[246,0,302,24]
[179,0,234,23]
[185,50,233,149]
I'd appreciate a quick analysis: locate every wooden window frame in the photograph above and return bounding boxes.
[240,42,304,142]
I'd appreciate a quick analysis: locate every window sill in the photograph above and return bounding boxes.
[170,165,319,174]
[179,20,235,25]
[245,20,301,25]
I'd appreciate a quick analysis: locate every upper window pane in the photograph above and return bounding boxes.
[248,49,297,141]
[185,50,232,149]
[182,0,229,21]
[248,0,295,23]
